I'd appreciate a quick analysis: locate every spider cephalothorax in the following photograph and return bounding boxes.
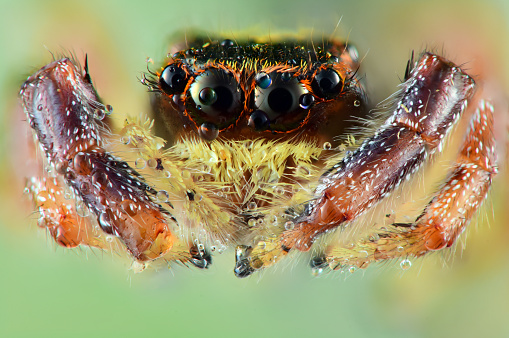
[20,36,497,277]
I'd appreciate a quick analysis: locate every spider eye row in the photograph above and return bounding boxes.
[157,62,345,136]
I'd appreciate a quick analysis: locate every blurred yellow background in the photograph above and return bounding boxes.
[1,0,508,337]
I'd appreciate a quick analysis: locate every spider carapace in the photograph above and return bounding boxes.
[20,36,497,277]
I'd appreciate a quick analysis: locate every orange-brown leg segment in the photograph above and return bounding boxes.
[27,176,108,249]
[20,58,187,263]
[319,100,497,270]
[282,53,476,252]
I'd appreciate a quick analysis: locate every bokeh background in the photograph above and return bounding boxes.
[1,0,508,337]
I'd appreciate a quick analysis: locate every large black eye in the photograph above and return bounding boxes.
[159,64,188,94]
[254,72,308,117]
[313,68,343,98]
[253,72,312,132]
[187,68,242,130]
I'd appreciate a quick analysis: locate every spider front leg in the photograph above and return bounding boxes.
[20,58,202,268]
[318,99,497,271]
[236,52,480,276]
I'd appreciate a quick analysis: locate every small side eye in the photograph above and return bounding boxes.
[159,63,188,94]
[313,68,343,99]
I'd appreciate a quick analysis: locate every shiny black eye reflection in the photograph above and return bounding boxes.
[159,63,188,95]
[252,71,314,132]
[254,71,309,117]
[188,68,243,133]
[313,68,343,99]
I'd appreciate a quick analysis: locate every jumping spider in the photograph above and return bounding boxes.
[20,35,497,277]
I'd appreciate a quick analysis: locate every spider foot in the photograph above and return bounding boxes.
[189,244,212,269]
[234,235,289,278]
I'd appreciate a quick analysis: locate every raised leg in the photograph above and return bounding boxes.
[318,99,497,270]
[20,57,203,267]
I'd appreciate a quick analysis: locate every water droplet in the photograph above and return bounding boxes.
[199,87,218,105]
[181,170,191,179]
[120,135,130,145]
[274,186,285,195]
[63,185,74,200]
[348,266,356,274]
[397,246,404,252]
[353,99,361,107]
[248,218,257,227]
[156,190,169,202]
[269,215,278,225]
[369,234,380,242]
[147,158,157,168]
[105,105,113,115]
[73,153,90,174]
[311,267,324,277]
[199,122,219,141]
[251,259,264,270]
[135,158,146,169]
[80,181,91,194]
[92,171,108,190]
[163,170,172,178]
[105,235,114,243]
[255,72,272,89]
[247,201,257,211]
[94,109,106,120]
[323,142,332,150]
[281,72,293,82]
[55,159,68,174]
[400,259,412,270]
[98,211,114,234]
[284,221,294,231]
[359,250,369,258]
[75,200,90,217]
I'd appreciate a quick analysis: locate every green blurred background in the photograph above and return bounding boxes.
[1,0,508,337]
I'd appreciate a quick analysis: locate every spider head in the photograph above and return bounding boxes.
[146,37,367,145]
